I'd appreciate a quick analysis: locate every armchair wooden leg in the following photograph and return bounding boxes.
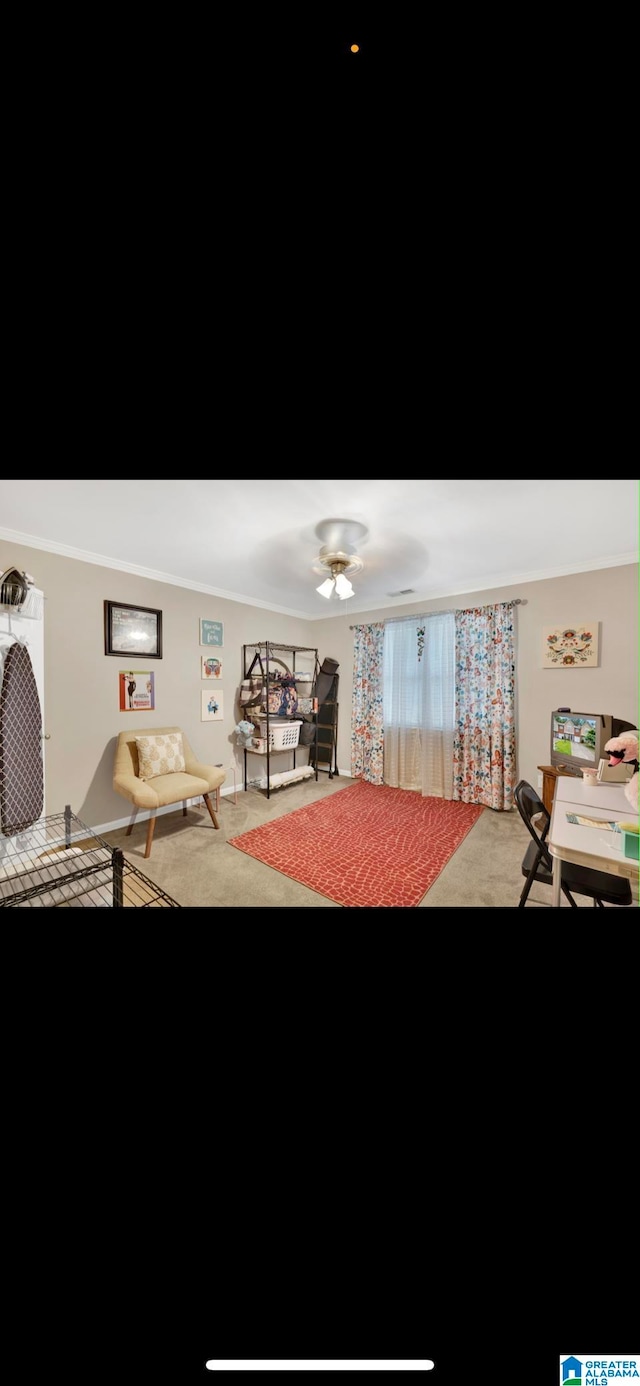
[145,815,157,858]
[183,803,188,817]
[126,807,138,837]
[203,793,220,830]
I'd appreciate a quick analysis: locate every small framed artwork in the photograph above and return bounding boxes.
[201,655,223,680]
[200,619,223,647]
[201,689,224,721]
[119,670,156,712]
[105,601,163,658]
[542,622,600,668]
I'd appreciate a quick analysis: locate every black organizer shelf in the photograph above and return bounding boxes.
[308,671,339,779]
[241,641,320,800]
[0,805,180,907]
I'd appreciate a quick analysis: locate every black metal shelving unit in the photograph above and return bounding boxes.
[241,641,320,800]
[0,805,181,907]
[309,672,339,779]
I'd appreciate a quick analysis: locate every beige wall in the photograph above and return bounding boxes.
[0,542,316,828]
[2,538,637,826]
[313,563,639,795]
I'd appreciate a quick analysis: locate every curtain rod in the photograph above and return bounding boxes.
[350,599,523,630]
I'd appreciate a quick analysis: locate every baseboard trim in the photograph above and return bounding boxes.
[91,783,238,837]
[91,774,351,837]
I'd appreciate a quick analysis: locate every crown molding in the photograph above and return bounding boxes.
[313,551,640,617]
[0,527,637,622]
[0,527,312,620]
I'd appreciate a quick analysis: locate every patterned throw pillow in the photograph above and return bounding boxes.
[135,733,186,780]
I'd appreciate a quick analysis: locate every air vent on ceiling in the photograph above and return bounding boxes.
[388,588,415,596]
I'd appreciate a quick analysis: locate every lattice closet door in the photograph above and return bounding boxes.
[0,589,45,835]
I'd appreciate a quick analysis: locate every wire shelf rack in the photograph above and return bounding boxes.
[0,805,180,907]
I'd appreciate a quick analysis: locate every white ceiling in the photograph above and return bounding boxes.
[1,478,637,619]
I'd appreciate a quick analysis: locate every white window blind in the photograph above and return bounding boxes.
[383,612,455,797]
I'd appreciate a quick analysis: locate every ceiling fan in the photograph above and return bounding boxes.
[312,518,368,600]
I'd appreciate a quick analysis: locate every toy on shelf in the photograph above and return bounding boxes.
[604,729,639,813]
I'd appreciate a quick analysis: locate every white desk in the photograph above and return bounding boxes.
[548,776,639,907]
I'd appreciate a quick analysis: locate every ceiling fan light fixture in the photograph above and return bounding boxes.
[314,544,364,601]
[316,562,357,600]
[316,577,335,599]
[334,572,354,599]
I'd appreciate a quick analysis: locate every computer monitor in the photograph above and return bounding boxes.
[550,711,636,778]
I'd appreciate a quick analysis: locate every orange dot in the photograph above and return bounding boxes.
[350,44,359,53]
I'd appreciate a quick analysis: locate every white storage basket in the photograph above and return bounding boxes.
[253,718,302,751]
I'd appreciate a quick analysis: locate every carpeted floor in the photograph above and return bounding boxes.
[228,780,484,906]
[96,774,638,908]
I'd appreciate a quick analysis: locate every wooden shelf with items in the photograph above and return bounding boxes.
[241,641,320,799]
[537,763,579,817]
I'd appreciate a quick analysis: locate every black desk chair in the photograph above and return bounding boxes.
[514,779,633,908]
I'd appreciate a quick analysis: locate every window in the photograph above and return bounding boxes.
[383,614,455,730]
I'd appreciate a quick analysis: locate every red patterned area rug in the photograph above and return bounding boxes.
[228,780,484,907]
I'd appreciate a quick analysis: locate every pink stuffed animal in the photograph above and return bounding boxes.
[604,730,639,814]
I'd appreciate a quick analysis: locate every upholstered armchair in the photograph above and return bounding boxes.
[113,725,226,857]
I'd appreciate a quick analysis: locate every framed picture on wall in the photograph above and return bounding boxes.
[542,622,599,667]
[119,670,156,711]
[201,689,224,721]
[202,655,222,679]
[105,601,163,658]
[200,619,223,647]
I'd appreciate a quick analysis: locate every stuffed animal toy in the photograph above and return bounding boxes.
[604,729,639,814]
[234,719,255,748]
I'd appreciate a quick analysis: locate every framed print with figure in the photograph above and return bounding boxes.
[119,670,155,711]
[201,689,224,721]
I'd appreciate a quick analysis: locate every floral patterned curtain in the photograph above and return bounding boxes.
[351,622,385,784]
[453,603,516,810]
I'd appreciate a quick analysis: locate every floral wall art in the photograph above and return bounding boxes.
[542,623,599,668]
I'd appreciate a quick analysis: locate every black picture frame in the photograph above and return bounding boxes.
[104,600,163,658]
